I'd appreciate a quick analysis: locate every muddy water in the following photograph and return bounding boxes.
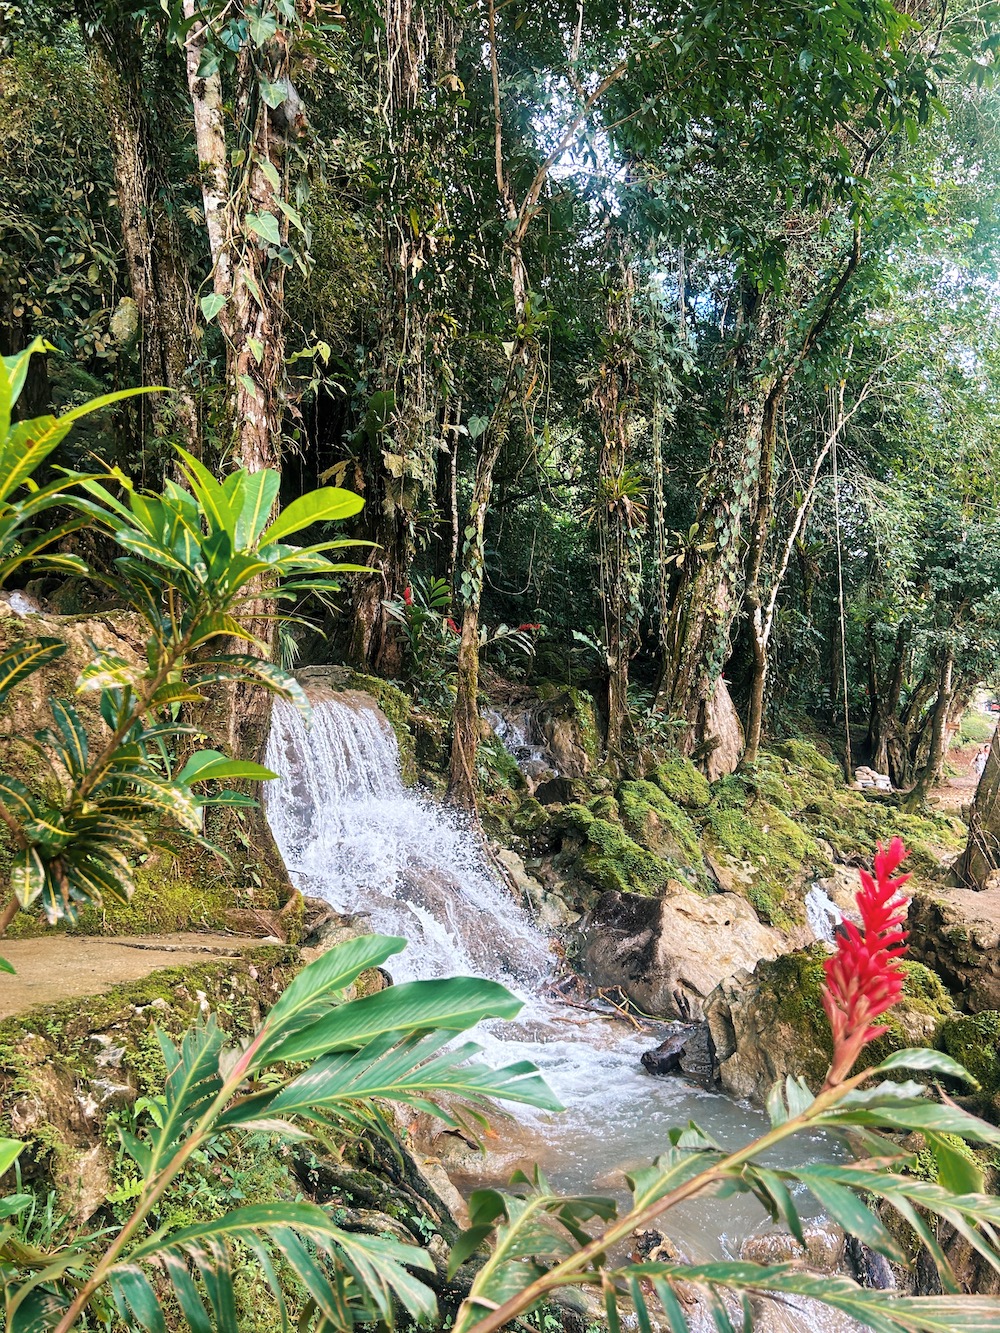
[265,696,867,1331]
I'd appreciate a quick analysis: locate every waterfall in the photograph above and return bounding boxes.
[265,696,550,986]
[264,691,869,1327]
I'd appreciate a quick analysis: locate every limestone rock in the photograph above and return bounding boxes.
[495,846,576,929]
[741,1220,845,1272]
[908,885,1000,1012]
[706,948,954,1103]
[575,886,782,1019]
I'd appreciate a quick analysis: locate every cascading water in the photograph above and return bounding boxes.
[266,693,866,1330]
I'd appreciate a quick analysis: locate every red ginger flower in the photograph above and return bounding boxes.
[403,586,413,606]
[821,836,911,1088]
[446,617,460,635]
[517,623,541,632]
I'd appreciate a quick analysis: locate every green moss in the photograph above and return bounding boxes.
[755,950,954,1086]
[769,739,841,785]
[703,799,821,926]
[619,781,703,866]
[940,1012,1000,1095]
[652,752,711,809]
[561,803,673,896]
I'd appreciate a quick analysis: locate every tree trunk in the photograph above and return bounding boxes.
[657,287,776,762]
[907,644,955,806]
[593,267,640,761]
[961,722,1000,888]
[88,28,198,458]
[183,4,296,761]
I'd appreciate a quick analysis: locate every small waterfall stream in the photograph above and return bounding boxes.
[265,694,867,1330]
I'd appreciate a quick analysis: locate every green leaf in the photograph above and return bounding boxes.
[0,956,15,975]
[262,486,364,544]
[247,212,281,245]
[200,293,227,323]
[0,1138,25,1174]
[266,975,525,1064]
[255,934,408,1060]
[0,639,67,708]
[11,846,46,908]
[259,79,288,108]
[177,752,277,785]
[877,1048,978,1084]
[802,1176,905,1262]
[929,1134,985,1194]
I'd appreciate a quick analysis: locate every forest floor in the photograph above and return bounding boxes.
[0,933,272,1018]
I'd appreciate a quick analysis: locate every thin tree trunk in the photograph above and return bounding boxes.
[908,643,955,805]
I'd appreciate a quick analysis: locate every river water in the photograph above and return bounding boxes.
[264,694,869,1330]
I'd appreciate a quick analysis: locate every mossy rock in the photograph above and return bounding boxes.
[0,947,299,1208]
[560,804,673,897]
[769,740,842,785]
[652,752,711,809]
[940,1012,1000,1096]
[753,951,955,1085]
[618,780,703,866]
[703,798,822,927]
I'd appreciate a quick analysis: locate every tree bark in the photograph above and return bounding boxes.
[88,25,198,457]
[183,4,295,760]
[907,643,955,805]
[962,722,1000,889]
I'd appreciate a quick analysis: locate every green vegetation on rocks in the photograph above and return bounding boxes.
[941,1012,1000,1097]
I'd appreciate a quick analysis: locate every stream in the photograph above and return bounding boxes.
[264,692,870,1331]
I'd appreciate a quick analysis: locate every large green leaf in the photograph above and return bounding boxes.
[258,1031,562,1120]
[176,750,277,785]
[0,1138,25,1175]
[0,640,67,709]
[262,487,364,545]
[266,975,525,1064]
[253,934,408,1061]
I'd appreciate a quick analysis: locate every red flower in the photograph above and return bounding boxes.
[402,586,413,606]
[446,617,460,635]
[820,836,911,1088]
[517,623,541,632]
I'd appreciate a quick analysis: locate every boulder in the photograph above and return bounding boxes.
[741,1220,845,1272]
[640,1023,697,1075]
[706,949,954,1103]
[575,886,782,1019]
[908,885,1000,1012]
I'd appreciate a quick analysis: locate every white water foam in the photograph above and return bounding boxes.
[265,695,868,1326]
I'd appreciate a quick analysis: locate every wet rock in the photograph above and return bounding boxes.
[576,886,782,1019]
[741,1220,845,1272]
[495,846,577,929]
[846,1235,896,1289]
[641,1023,696,1075]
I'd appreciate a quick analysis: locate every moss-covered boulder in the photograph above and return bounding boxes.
[559,803,674,897]
[706,950,955,1103]
[703,793,823,927]
[619,781,703,863]
[940,1012,1000,1097]
[651,752,711,809]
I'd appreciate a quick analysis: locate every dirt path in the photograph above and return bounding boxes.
[929,740,982,814]
[0,933,279,1020]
